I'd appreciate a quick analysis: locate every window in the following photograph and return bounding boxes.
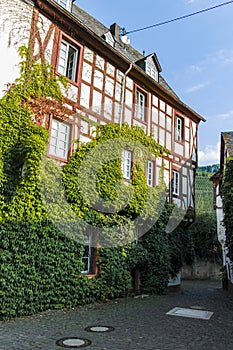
[172,170,180,195]
[49,119,71,159]
[58,40,79,82]
[176,116,184,142]
[135,90,146,121]
[54,0,72,11]
[146,62,158,81]
[81,233,92,274]
[121,149,132,180]
[146,160,154,187]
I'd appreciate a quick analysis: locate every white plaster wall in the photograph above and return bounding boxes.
[115,83,121,101]
[0,0,34,96]
[104,97,113,120]
[182,177,187,195]
[105,77,114,97]
[125,90,132,106]
[166,116,172,131]
[159,111,165,128]
[83,47,94,63]
[185,141,190,158]
[160,100,165,112]
[82,62,92,83]
[36,13,54,61]
[159,128,165,147]
[80,120,89,134]
[164,169,169,186]
[175,142,183,155]
[166,132,171,150]
[123,108,132,125]
[152,107,158,123]
[95,54,104,70]
[92,90,102,114]
[93,69,103,90]
[106,62,114,77]
[80,83,90,108]
[185,127,190,142]
[125,77,133,90]
[167,104,172,116]
[152,95,158,107]
[79,134,91,144]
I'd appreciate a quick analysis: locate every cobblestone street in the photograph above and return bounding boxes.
[1,280,233,350]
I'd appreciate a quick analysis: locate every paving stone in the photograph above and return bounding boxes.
[1,280,233,349]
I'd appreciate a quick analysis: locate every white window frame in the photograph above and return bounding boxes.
[135,90,146,121]
[146,160,154,187]
[121,149,132,180]
[146,61,158,81]
[172,170,180,195]
[81,233,92,274]
[54,0,72,11]
[58,39,79,82]
[49,119,71,159]
[176,116,183,142]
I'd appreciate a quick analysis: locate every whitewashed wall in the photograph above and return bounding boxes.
[0,0,34,97]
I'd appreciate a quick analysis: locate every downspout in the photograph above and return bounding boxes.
[119,63,133,127]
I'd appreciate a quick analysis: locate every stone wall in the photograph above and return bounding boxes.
[181,259,222,281]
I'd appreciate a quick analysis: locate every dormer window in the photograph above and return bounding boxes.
[146,61,158,81]
[54,0,72,11]
[135,53,162,83]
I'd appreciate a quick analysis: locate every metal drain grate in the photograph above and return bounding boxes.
[56,337,91,348]
[166,307,213,320]
[85,325,115,333]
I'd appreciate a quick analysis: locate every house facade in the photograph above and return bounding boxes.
[211,132,233,290]
[1,1,204,242]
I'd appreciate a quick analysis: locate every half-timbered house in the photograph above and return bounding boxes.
[1,0,205,275]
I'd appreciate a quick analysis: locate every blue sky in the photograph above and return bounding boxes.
[75,0,233,165]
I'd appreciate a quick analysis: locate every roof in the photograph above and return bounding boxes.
[135,53,162,73]
[35,0,205,122]
[209,169,221,181]
[222,132,233,158]
[72,4,179,98]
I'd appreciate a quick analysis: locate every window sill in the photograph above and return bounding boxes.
[134,116,147,124]
[56,71,79,88]
[175,139,184,145]
[47,153,69,163]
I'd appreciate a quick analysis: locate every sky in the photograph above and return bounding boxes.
[75,0,233,166]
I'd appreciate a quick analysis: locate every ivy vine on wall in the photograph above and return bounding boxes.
[0,46,181,320]
[222,159,233,262]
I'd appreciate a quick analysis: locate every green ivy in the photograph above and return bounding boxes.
[0,45,182,320]
[222,159,233,261]
[63,123,169,239]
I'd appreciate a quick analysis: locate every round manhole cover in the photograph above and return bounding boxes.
[85,325,115,333]
[56,337,91,348]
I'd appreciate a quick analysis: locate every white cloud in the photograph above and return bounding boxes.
[213,110,233,120]
[211,49,233,65]
[185,49,233,79]
[198,142,220,166]
[186,81,209,93]
[190,64,203,73]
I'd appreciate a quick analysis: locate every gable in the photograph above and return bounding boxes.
[102,31,115,47]
[145,55,159,81]
[135,53,162,82]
